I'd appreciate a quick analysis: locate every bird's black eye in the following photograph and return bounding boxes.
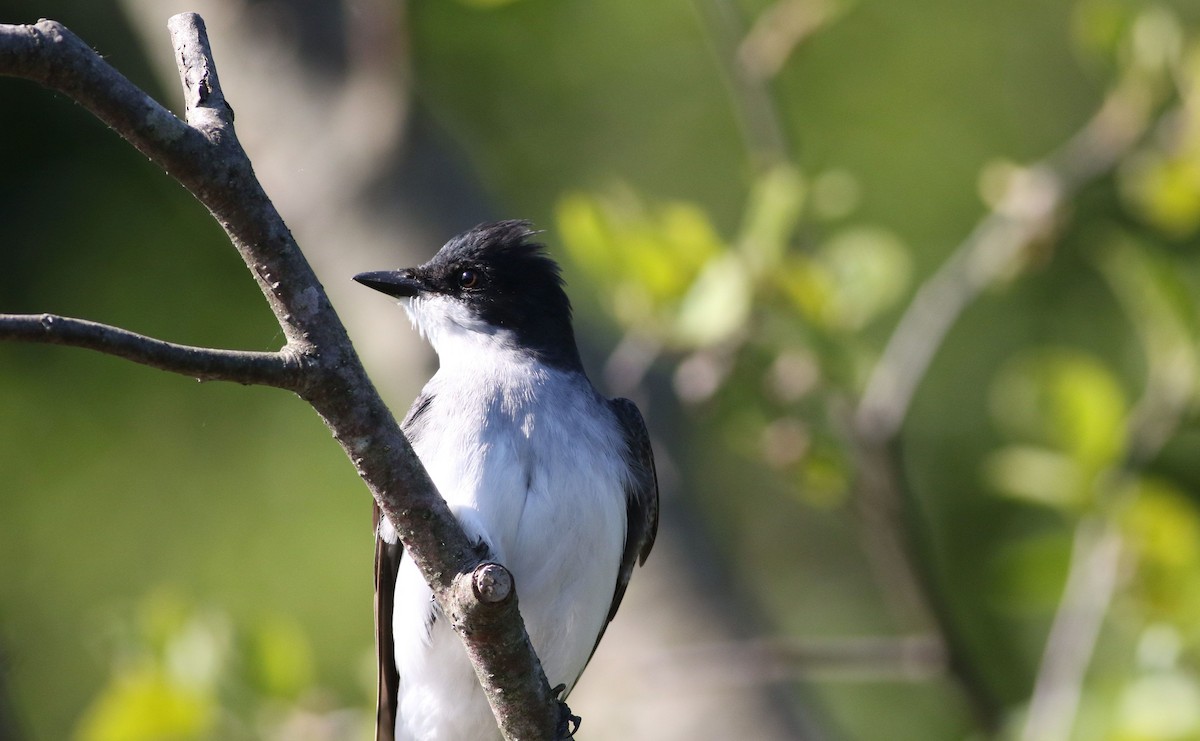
[458,269,480,289]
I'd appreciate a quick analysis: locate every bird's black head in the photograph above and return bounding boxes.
[354,220,583,371]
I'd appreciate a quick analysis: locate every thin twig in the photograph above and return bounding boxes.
[851,435,1005,729]
[1019,519,1124,741]
[693,0,792,169]
[654,634,948,684]
[738,0,841,81]
[0,313,299,387]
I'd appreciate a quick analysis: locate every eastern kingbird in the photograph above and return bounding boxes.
[354,220,659,741]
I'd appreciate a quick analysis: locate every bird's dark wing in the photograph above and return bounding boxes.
[374,391,435,741]
[374,503,402,741]
[605,397,659,621]
[575,397,659,681]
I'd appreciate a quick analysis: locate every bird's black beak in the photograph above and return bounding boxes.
[353,269,425,298]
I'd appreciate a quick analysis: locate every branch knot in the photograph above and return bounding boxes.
[472,562,514,604]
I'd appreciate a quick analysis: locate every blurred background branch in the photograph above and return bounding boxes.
[1019,517,1124,741]
[857,69,1156,440]
[845,52,1165,732]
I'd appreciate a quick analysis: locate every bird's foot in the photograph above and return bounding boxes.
[551,684,581,740]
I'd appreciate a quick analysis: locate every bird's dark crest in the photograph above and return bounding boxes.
[440,220,549,264]
[425,220,581,370]
[432,220,566,299]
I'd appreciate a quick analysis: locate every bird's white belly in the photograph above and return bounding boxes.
[392,369,627,740]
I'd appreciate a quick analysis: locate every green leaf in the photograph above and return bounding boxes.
[659,201,726,270]
[556,190,729,336]
[775,254,834,325]
[1098,237,1200,410]
[984,445,1090,510]
[673,253,752,347]
[1121,478,1200,619]
[556,193,617,288]
[1113,671,1200,740]
[738,164,806,273]
[1119,150,1200,237]
[74,663,214,741]
[816,226,910,331]
[1123,479,1200,573]
[989,349,1128,472]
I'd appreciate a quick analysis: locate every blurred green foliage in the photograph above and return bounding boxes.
[72,590,367,741]
[4,0,1200,740]
[420,0,1200,738]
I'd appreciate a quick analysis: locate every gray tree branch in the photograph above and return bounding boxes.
[0,313,299,386]
[0,15,559,740]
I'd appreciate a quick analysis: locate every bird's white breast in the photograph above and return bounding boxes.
[390,336,628,740]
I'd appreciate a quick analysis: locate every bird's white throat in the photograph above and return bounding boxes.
[401,294,525,372]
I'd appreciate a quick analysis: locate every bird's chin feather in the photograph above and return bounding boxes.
[399,297,427,341]
[404,294,519,368]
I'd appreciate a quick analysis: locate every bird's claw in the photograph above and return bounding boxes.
[551,684,581,739]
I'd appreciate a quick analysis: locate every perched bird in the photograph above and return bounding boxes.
[354,220,659,740]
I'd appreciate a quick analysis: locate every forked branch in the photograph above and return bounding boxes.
[0,15,559,740]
